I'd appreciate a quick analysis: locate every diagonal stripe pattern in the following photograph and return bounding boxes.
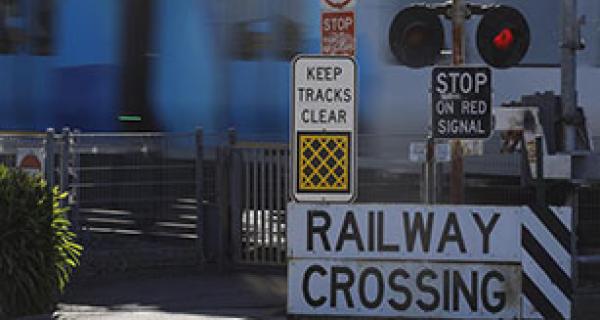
[522,206,573,319]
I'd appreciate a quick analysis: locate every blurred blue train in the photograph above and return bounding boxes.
[1,0,600,143]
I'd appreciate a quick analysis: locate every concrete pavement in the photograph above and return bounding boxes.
[56,267,287,320]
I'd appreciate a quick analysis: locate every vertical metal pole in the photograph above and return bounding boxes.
[253,149,259,263]
[230,139,243,264]
[452,0,466,66]
[216,144,231,269]
[422,156,429,203]
[425,135,435,204]
[275,148,282,264]
[45,128,55,190]
[570,186,579,318]
[228,127,237,146]
[227,128,239,264]
[71,129,81,235]
[195,127,205,262]
[450,0,466,204]
[561,0,579,152]
[535,136,546,207]
[60,127,71,209]
[283,148,289,262]
[244,150,251,261]
[260,148,266,263]
[561,3,580,310]
[268,149,275,263]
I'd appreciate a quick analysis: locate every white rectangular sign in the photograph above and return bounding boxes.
[293,56,355,132]
[292,55,357,203]
[287,203,521,262]
[409,142,451,163]
[409,142,427,163]
[288,259,521,318]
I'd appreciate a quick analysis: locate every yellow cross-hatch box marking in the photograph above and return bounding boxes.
[298,132,350,192]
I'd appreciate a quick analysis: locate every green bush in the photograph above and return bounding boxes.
[0,166,82,318]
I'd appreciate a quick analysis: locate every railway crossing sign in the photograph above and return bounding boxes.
[432,67,492,139]
[287,203,574,319]
[292,55,356,203]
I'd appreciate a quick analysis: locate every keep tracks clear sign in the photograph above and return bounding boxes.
[287,203,522,318]
[292,55,356,203]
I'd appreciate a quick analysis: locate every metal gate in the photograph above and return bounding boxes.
[230,144,289,266]
[66,131,205,270]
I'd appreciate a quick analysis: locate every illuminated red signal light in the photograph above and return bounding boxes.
[477,6,530,69]
[493,28,514,51]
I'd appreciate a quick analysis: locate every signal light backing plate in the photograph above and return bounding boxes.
[389,6,445,68]
[477,6,530,69]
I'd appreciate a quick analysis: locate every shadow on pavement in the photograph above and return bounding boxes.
[57,266,287,319]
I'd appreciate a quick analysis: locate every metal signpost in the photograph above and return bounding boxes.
[291,55,357,203]
[449,0,467,204]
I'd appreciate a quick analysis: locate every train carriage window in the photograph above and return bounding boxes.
[0,0,21,54]
[31,0,53,55]
[228,0,301,61]
[231,16,300,61]
[0,0,54,55]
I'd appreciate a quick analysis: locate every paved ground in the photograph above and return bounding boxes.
[39,265,600,320]
[55,267,287,320]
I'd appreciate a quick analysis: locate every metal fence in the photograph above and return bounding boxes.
[70,132,198,238]
[66,131,211,271]
[0,129,223,272]
[3,129,600,270]
[230,143,289,266]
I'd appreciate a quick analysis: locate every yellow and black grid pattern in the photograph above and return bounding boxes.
[297,132,350,193]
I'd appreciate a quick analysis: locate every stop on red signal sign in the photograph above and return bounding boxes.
[321,11,355,56]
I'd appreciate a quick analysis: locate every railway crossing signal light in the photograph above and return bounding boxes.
[389,6,445,68]
[477,6,530,69]
[388,4,530,69]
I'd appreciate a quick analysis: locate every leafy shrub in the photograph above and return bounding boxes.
[0,166,82,318]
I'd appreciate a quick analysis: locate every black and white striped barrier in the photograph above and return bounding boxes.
[522,205,573,319]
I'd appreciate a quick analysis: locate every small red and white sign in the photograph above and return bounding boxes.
[321,11,355,56]
[321,0,355,10]
[17,148,44,176]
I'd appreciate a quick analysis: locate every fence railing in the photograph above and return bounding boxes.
[2,129,600,269]
[230,144,289,266]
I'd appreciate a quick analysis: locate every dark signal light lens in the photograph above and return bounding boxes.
[389,6,444,68]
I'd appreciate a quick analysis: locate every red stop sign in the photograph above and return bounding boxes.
[321,11,355,56]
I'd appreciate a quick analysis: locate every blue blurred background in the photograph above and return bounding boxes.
[1,0,600,141]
